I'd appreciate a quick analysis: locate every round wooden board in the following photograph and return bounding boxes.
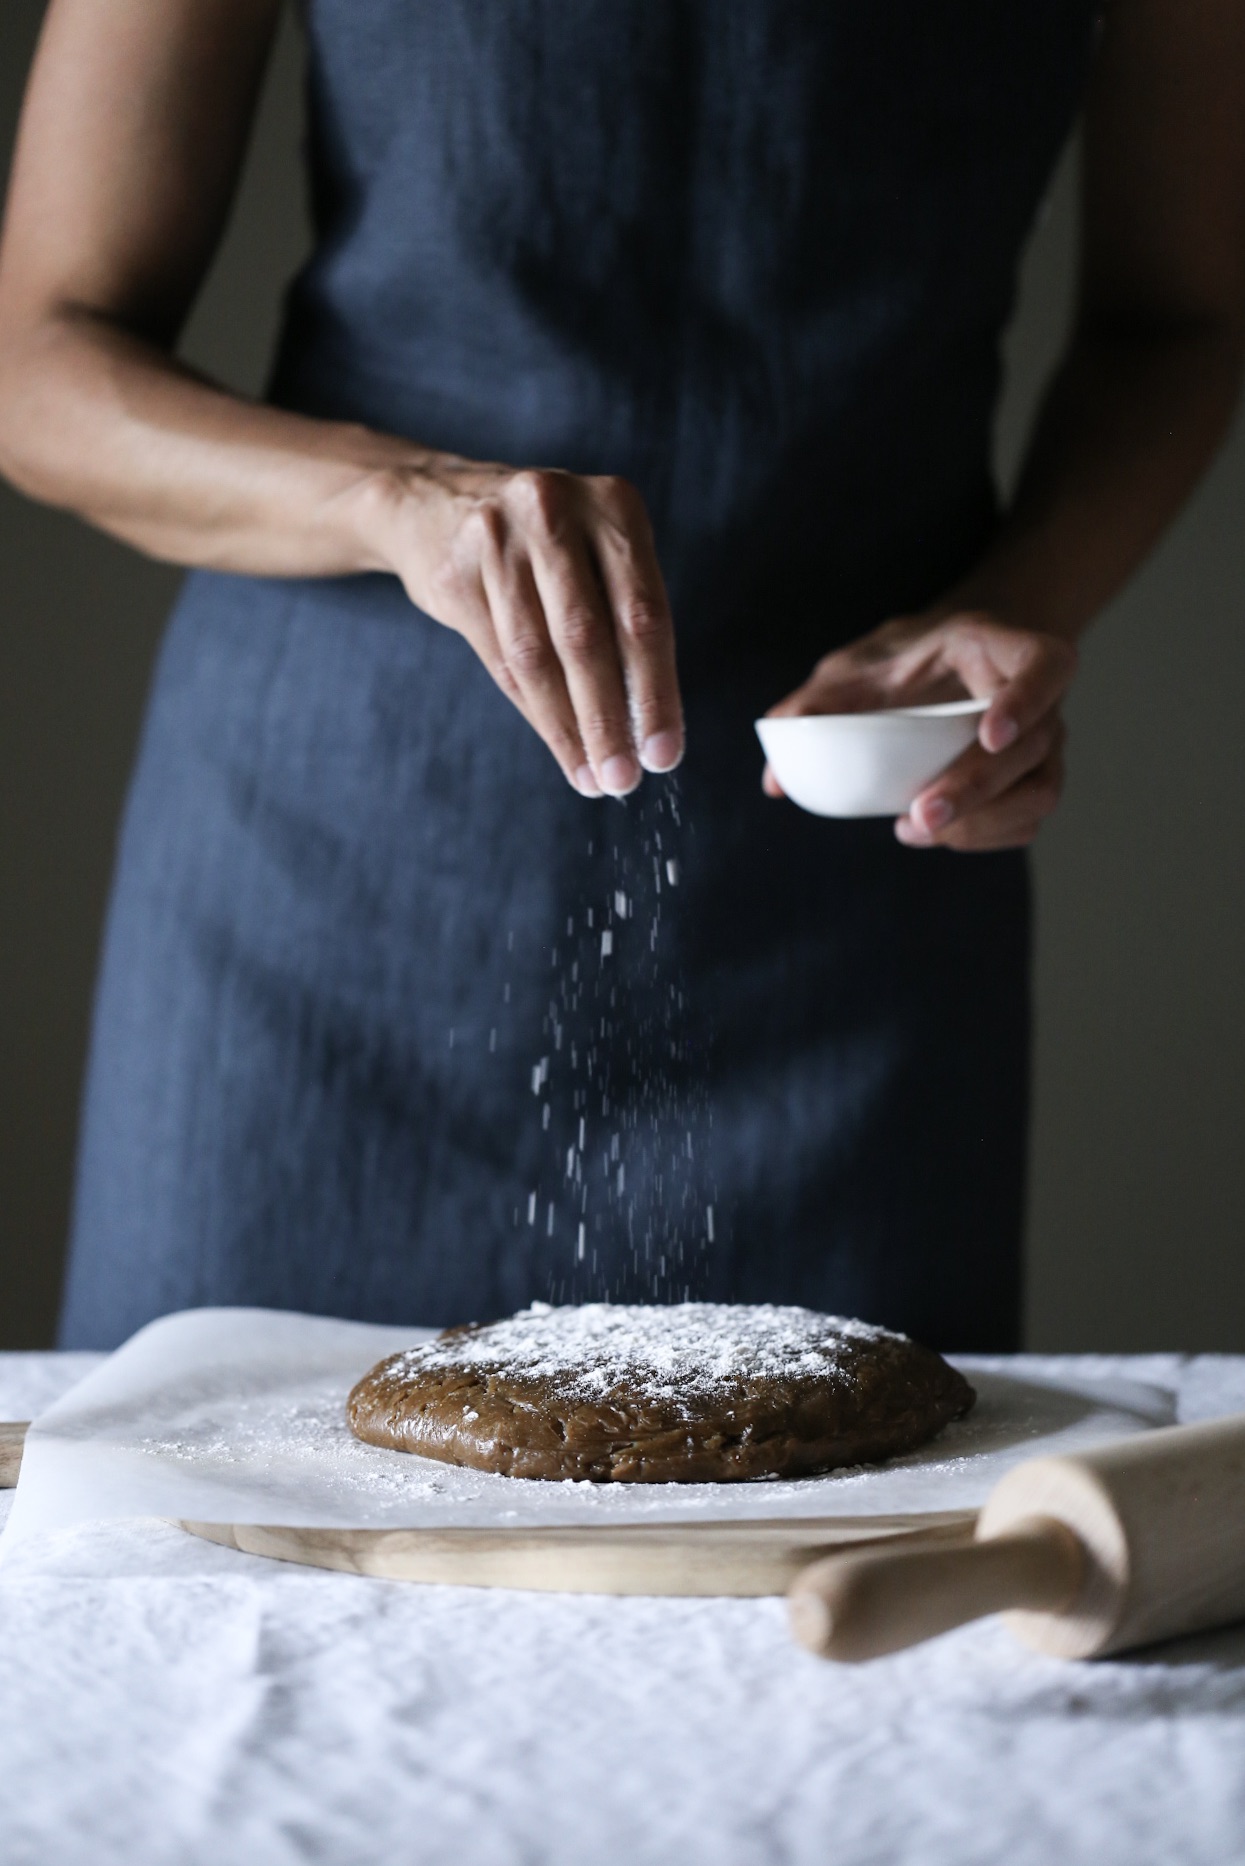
[179,1511,978,1597]
[0,1422,26,1490]
[7,1423,976,1593]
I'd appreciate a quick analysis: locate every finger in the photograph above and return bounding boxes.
[516,476,641,796]
[762,761,784,798]
[589,478,683,773]
[935,619,1078,754]
[445,568,590,784]
[905,716,1064,837]
[764,650,903,720]
[475,513,602,797]
[978,638,1076,755]
[407,508,599,793]
[896,747,1064,852]
[939,754,1064,849]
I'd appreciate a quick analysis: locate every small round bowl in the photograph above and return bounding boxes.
[755,699,988,819]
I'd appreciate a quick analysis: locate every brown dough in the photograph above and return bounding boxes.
[346,1302,975,1483]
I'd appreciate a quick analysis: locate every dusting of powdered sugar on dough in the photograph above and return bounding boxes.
[378,1302,900,1408]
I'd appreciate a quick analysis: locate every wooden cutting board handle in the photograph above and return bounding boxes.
[0,1422,29,1489]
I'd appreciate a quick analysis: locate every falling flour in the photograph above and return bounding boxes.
[514,776,721,1303]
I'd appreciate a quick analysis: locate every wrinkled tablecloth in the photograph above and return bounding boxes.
[2,1352,1243,1866]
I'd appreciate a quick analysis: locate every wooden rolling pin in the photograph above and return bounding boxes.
[789,1413,1245,1661]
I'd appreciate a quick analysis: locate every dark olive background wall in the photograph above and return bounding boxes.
[0,0,311,1345]
[2,4,1243,1349]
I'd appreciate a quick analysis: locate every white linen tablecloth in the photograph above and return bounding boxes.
[2,1351,1243,1866]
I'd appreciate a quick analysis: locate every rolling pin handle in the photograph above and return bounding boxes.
[788,1515,1085,1662]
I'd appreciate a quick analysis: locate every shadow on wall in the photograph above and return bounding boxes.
[2,13,1245,1349]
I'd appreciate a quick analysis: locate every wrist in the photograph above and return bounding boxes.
[338,464,414,574]
[932,538,1088,645]
[329,450,446,584]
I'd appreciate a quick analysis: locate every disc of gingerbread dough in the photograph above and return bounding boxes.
[347,1302,975,1484]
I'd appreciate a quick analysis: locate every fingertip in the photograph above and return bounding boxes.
[982,710,1019,753]
[914,794,954,834]
[574,763,604,799]
[895,814,932,847]
[985,697,1022,753]
[639,729,684,774]
[599,753,642,797]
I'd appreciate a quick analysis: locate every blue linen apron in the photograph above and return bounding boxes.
[59,2,1099,1351]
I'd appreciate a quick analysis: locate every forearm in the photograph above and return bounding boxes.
[0,305,418,575]
[948,315,1244,641]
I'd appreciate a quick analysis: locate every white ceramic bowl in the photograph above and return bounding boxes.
[755,698,988,818]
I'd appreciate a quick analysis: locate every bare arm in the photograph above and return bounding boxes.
[954,0,1245,640]
[0,0,683,797]
[768,0,1245,850]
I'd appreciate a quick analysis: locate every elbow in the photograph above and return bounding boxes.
[1194,309,1245,439]
[0,326,22,487]
[1185,309,1245,440]
[0,311,43,501]
[1222,313,1245,413]
[0,302,76,508]
[1078,297,1245,438]
[1191,300,1245,412]
[1080,295,1245,379]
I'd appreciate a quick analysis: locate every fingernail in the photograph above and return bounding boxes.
[575,764,603,798]
[895,817,930,846]
[991,715,1019,750]
[921,797,954,832]
[640,730,684,774]
[600,753,641,796]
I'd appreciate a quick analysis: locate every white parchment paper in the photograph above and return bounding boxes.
[1,1307,1175,1558]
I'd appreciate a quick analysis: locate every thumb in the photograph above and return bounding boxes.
[934,620,1078,754]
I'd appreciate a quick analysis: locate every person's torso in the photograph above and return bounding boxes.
[271,1,1098,651]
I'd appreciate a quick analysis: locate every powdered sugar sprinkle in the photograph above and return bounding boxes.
[382,1302,899,1406]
